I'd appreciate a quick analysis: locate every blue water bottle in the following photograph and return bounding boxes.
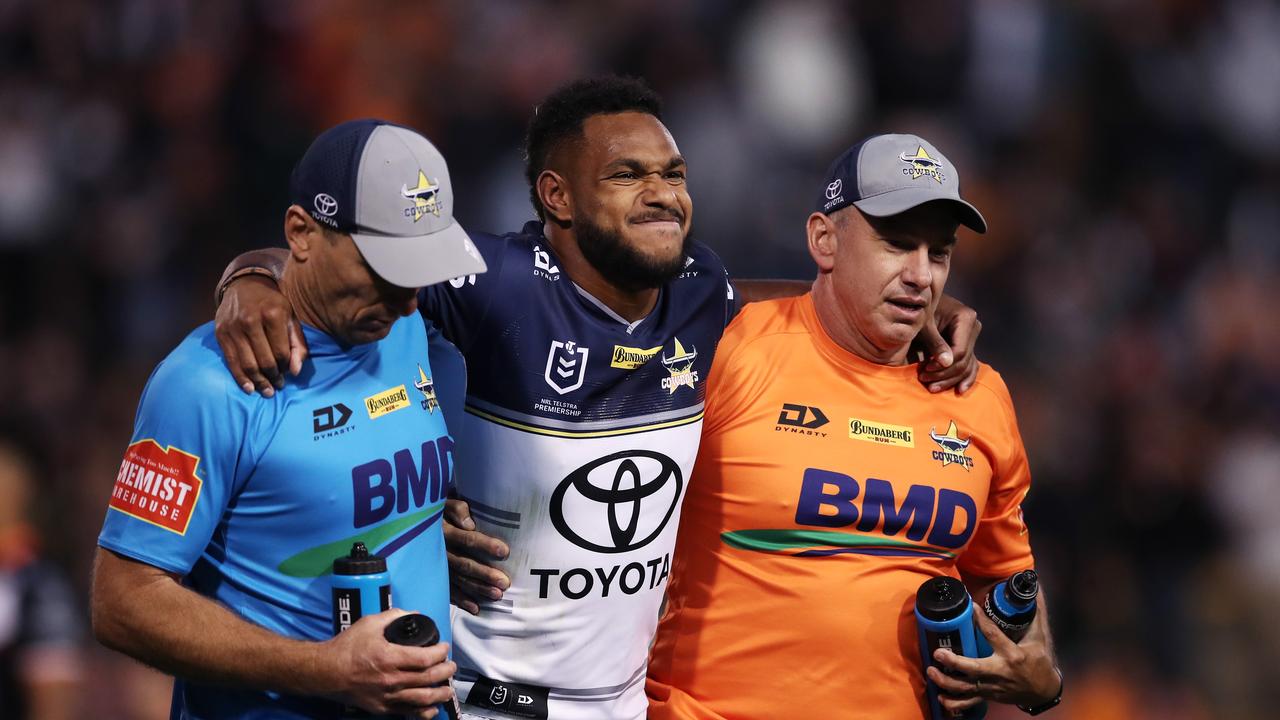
[332,542,391,635]
[915,576,987,720]
[384,614,459,720]
[976,569,1039,657]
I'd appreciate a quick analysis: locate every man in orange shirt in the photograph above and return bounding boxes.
[647,134,1063,719]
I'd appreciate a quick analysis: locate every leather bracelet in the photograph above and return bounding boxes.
[215,266,278,307]
[1017,669,1063,715]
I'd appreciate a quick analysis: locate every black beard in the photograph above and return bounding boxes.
[574,216,693,293]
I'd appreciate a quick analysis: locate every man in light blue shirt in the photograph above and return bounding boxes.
[91,119,487,719]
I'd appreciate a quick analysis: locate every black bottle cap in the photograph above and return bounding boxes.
[915,576,972,621]
[333,541,387,576]
[1006,570,1039,603]
[384,613,440,647]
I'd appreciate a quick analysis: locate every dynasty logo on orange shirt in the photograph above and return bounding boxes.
[109,439,202,535]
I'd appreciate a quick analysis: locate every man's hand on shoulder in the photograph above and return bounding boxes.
[320,608,456,718]
[214,274,307,398]
[915,294,982,395]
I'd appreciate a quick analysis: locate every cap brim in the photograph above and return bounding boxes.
[854,190,987,234]
[351,220,488,288]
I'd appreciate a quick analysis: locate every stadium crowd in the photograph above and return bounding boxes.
[0,1,1277,717]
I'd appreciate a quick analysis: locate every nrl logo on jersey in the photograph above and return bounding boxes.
[545,339,589,395]
[402,170,442,221]
[660,337,699,393]
[930,420,974,469]
[414,365,438,414]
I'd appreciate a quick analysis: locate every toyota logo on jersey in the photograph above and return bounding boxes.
[550,450,682,554]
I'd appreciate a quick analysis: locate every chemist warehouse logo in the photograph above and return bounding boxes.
[109,440,202,535]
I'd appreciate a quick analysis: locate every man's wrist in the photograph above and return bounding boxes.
[1017,668,1063,715]
[215,267,278,307]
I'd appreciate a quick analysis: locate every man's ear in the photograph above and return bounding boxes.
[537,169,573,228]
[283,205,317,261]
[806,212,838,272]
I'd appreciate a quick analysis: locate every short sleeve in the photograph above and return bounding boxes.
[418,231,508,353]
[98,341,255,575]
[957,375,1036,579]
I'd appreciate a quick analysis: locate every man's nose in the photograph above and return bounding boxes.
[639,175,679,210]
[901,247,933,289]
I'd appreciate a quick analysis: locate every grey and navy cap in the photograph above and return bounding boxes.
[815,133,987,233]
[290,118,487,288]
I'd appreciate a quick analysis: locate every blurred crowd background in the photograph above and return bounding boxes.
[1,0,1278,718]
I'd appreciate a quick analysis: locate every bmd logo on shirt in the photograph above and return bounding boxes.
[276,435,456,579]
[721,468,978,560]
[351,436,455,528]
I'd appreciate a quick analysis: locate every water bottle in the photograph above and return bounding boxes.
[331,542,391,635]
[915,576,987,720]
[983,570,1038,643]
[384,614,459,720]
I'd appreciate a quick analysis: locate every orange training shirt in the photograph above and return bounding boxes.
[646,293,1035,720]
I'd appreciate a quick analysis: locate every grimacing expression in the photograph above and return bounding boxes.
[567,112,693,291]
[829,202,959,358]
[306,221,420,345]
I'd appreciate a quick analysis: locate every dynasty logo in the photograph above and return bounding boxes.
[401,170,441,221]
[899,146,946,184]
[776,403,829,437]
[660,338,699,393]
[930,420,974,469]
[414,365,438,414]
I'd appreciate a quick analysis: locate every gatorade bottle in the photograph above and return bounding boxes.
[384,614,459,720]
[331,542,391,635]
[983,570,1038,643]
[915,576,987,720]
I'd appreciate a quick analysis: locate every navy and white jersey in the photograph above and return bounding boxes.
[421,221,736,720]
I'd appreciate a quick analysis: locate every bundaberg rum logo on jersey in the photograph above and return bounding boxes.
[365,385,410,419]
[611,344,662,370]
[899,146,946,184]
[414,365,438,414]
[930,420,974,470]
[660,338,699,393]
[401,170,441,221]
[848,418,914,447]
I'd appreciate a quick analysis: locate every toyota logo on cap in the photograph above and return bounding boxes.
[825,179,842,200]
[314,193,338,216]
[550,450,683,554]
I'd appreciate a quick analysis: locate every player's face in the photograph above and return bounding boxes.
[569,112,693,291]
[830,203,957,359]
[313,231,420,345]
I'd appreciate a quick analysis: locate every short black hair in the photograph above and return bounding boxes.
[524,75,664,221]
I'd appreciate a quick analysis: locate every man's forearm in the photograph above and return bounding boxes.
[91,549,334,698]
[215,248,290,306]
